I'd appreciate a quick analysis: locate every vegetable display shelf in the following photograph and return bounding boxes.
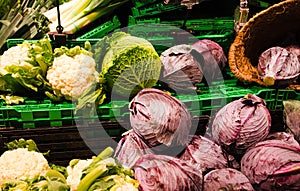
[131,3,184,18]
[0,116,209,166]
[6,38,100,49]
[6,31,234,55]
[0,99,129,129]
[126,17,235,53]
[128,16,234,31]
[76,16,121,40]
[0,78,298,129]
[0,110,284,167]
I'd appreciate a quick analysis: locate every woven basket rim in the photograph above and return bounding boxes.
[228,0,300,87]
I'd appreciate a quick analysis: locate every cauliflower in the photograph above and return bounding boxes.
[0,148,50,186]
[46,52,99,100]
[0,39,53,102]
[108,175,139,191]
[0,44,31,75]
[66,159,93,191]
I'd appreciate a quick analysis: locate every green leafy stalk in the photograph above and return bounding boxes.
[76,164,108,191]
[0,0,54,50]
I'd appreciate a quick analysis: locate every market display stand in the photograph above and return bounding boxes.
[0,110,285,167]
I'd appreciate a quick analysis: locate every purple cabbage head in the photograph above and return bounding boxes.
[134,154,203,191]
[211,94,271,156]
[204,168,255,191]
[160,44,203,92]
[114,131,153,169]
[129,88,192,151]
[179,135,228,173]
[258,46,300,86]
[241,134,300,190]
[265,131,300,145]
[191,39,227,84]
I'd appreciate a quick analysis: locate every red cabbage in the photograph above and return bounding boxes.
[265,132,300,146]
[286,45,300,64]
[191,39,227,84]
[204,168,255,191]
[160,44,203,92]
[134,154,203,191]
[258,46,300,86]
[211,94,271,156]
[114,131,153,169]
[129,88,192,151]
[179,135,228,173]
[241,137,300,190]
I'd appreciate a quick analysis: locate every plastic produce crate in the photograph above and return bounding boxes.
[1,78,297,129]
[126,18,235,53]
[131,0,159,8]
[6,38,101,49]
[176,80,278,116]
[0,98,130,129]
[131,3,184,18]
[128,16,234,31]
[76,16,121,40]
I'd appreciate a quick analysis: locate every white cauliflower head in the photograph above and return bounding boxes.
[109,175,139,191]
[0,44,31,75]
[46,53,99,100]
[0,148,50,185]
[66,159,93,191]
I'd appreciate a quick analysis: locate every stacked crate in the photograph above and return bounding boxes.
[126,0,236,53]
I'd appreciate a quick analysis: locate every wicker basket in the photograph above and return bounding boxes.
[228,0,300,89]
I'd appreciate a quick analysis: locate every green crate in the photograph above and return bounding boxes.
[0,99,130,129]
[1,80,298,128]
[271,89,300,110]
[76,16,121,40]
[131,3,184,18]
[131,0,158,8]
[176,81,278,116]
[128,16,234,32]
[6,39,42,49]
[126,24,234,53]
[6,38,102,49]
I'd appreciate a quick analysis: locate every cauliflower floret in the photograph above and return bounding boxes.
[0,148,50,186]
[46,53,99,100]
[98,175,138,191]
[0,44,32,75]
[66,159,93,191]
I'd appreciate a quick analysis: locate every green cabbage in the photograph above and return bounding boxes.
[77,32,162,110]
[98,32,162,98]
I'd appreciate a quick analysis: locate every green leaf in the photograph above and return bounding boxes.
[87,178,115,191]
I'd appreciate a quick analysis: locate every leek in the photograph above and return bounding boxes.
[63,0,92,22]
[63,1,127,33]
[43,0,75,22]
